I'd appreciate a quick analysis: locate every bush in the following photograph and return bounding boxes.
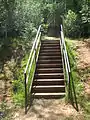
[80,3,90,37]
[64,10,81,38]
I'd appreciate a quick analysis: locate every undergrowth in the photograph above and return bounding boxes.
[12,54,36,107]
[12,37,37,107]
[66,38,90,120]
[0,101,13,120]
[0,37,36,119]
[66,38,84,96]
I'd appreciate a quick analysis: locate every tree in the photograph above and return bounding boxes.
[80,0,90,37]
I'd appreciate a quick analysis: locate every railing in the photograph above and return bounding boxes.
[24,25,42,114]
[60,24,78,111]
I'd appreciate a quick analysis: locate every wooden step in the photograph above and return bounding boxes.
[32,93,65,99]
[41,46,60,49]
[39,52,61,56]
[41,43,59,46]
[41,44,60,47]
[36,64,63,68]
[37,60,62,64]
[32,85,65,93]
[35,73,64,79]
[31,39,65,99]
[41,40,59,43]
[38,56,62,60]
[36,68,63,73]
[40,49,60,52]
[33,79,64,86]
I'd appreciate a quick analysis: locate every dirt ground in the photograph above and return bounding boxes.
[13,99,84,120]
[74,39,90,96]
[76,40,90,69]
[13,38,90,120]
[1,38,90,120]
[0,60,15,103]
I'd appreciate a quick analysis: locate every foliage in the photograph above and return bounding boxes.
[80,1,90,37]
[0,0,90,111]
[45,1,65,26]
[64,0,90,38]
[0,101,13,120]
[66,38,83,97]
[0,0,89,38]
[64,10,81,38]
[0,0,43,38]
[12,54,28,107]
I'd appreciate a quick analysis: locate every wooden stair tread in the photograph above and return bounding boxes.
[38,59,61,61]
[41,41,59,43]
[33,85,65,88]
[41,45,60,47]
[36,68,63,70]
[39,53,61,55]
[37,61,62,64]
[31,39,65,99]
[41,46,60,49]
[37,63,62,65]
[32,86,65,93]
[32,93,65,99]
[36,64,63,68]
[32,93,65,95]
[39,55,61,58]
[40,49,60,52]
[34,79,64,81]
[36,68,63,73]
[35,73,64,75]
[33,79,64,86]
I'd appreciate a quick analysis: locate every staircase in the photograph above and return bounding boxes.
[24,25,78,114]
[31,39,65,99]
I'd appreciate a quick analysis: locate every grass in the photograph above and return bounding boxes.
[0,101,13,120]
[0,35,37,118]
[12,52,36,107]
[65,38,90,120]
[12,36,41,107]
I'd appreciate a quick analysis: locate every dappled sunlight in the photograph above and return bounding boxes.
[14,99,84,120]
[43,36,60,41]
[69,40,90,69]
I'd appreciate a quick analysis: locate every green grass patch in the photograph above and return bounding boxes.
[65,38,83,97]
[12,37,40,107]
[12,53,36,107]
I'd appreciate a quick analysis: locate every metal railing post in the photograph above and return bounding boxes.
[68,72,71,101]
[71,74,79,111]
[60,24,78,111]
[24,73,27,114]
[24,25,42,114]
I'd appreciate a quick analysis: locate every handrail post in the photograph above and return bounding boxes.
[71,74,79,111]
[60,24,78,111]
[68,72,71,101]
[24,73,27,114]
[34,38,36,63]
[24,25,42,114]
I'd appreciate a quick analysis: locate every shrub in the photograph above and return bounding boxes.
[64,10,81,38]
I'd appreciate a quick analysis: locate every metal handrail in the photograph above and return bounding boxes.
[60,25,70,83]
[60,24,78,111]
[24,25,42,114]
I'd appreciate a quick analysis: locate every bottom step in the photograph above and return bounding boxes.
[32,93,65,99]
